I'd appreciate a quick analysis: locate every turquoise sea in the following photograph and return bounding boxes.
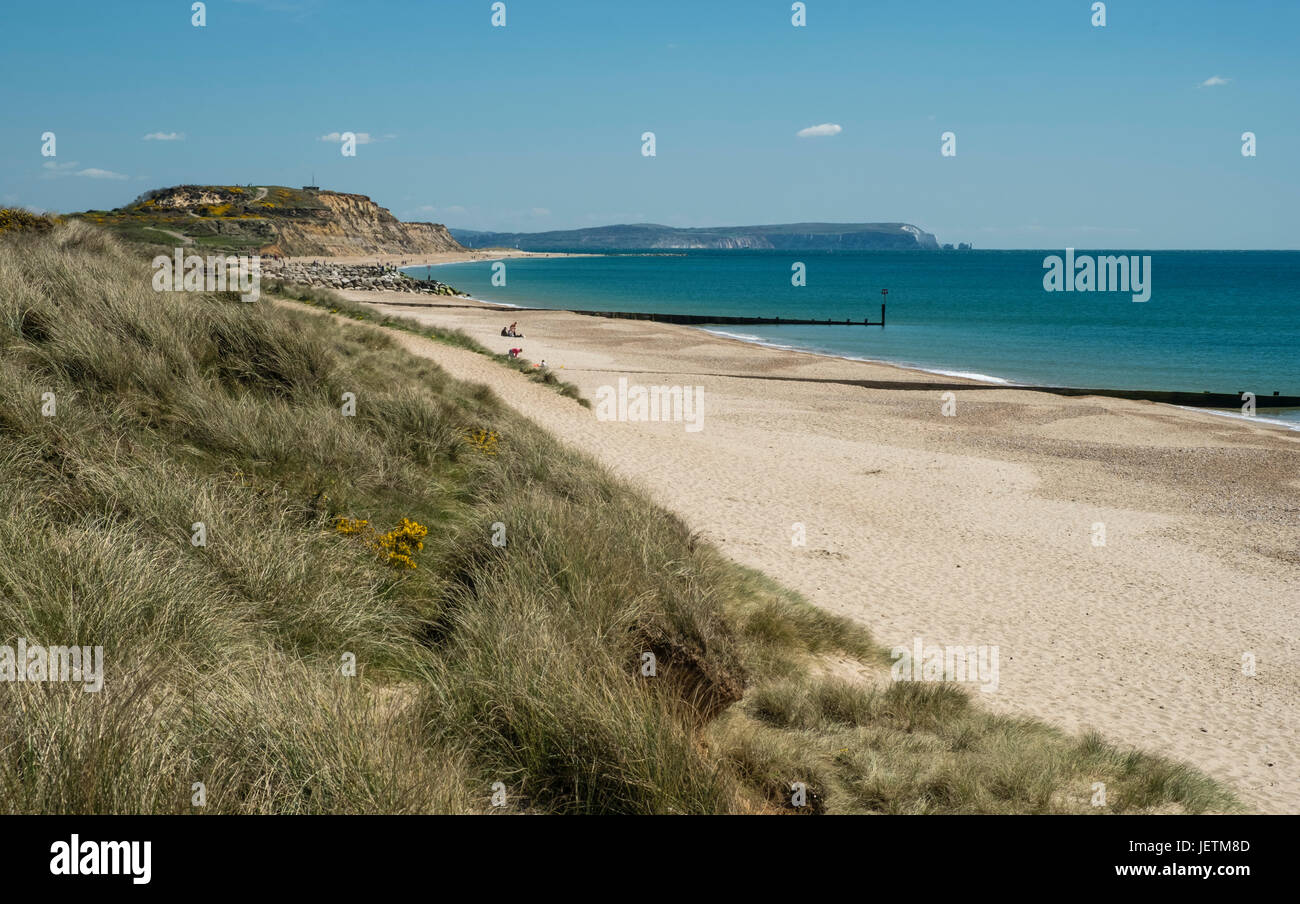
[410,251,1300,427]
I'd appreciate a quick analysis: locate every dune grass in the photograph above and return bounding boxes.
[0,223,1237,814]
[267,280,590,407]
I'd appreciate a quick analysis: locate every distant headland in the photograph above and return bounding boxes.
[451,222,943,251]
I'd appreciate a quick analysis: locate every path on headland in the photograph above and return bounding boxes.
[320,291,1300,813]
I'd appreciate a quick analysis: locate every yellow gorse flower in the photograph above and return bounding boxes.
[373,518,428,570]
[334,516,427,569]
[462,428,499,455]
[334,516,370,535]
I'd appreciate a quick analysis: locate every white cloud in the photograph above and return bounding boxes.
[76,168,129,180]
[142,132,184,141]
[319,131,381,144]
[530,207,550,217]
[797,123,842,138]
[1199,75,1230,87]
[41,161,128,180]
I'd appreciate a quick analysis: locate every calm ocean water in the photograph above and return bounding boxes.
[411,251,1300,426]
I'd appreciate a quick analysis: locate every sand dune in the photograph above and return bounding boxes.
[339,288,1300,813]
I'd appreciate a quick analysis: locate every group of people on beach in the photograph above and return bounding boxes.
[502,322,545,368]
[503,320,524,360]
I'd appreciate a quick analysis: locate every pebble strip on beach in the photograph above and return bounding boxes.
[263,260,466,296]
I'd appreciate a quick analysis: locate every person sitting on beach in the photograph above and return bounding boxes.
[501,326,510,337]
[507,321,524,338]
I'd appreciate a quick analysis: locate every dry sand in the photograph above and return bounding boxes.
[338,288,1300,814]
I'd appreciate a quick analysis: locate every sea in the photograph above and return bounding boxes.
[407,250,1300,428]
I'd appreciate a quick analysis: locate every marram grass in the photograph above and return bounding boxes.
[266,279,590,407]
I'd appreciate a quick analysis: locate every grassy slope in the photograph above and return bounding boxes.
[72,185,325,253]
[266,280,590,407]
[0,223,1236,814]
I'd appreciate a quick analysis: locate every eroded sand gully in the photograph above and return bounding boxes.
[337,289,1300,813]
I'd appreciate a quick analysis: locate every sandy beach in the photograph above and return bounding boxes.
[336,287,1300,814]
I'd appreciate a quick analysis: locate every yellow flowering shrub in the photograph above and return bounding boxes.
[0,208,55,233]
[462,428,499,455]
[373,518,428,570]
[334,516,370,535]
[334,516,427,569]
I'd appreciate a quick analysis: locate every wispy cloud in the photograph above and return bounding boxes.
[1199,75,1231,87]
[76,167,129,180]
[40,161,128,180]
[797,123,842,138]
[142,131,184,141]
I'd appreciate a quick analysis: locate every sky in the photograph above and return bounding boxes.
[1,0,1297,248]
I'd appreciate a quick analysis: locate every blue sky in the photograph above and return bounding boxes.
[1,0,1296,248]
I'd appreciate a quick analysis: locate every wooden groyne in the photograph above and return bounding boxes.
[565,308,884,327]
[568,295,889,326]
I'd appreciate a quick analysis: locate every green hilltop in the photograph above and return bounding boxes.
[72,185,322,253]
[69,185,463,257]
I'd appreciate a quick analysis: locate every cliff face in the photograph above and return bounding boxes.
[268,191,464,258]
[92,186,464,258]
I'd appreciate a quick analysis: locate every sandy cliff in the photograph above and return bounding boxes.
[268,191,463,258]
